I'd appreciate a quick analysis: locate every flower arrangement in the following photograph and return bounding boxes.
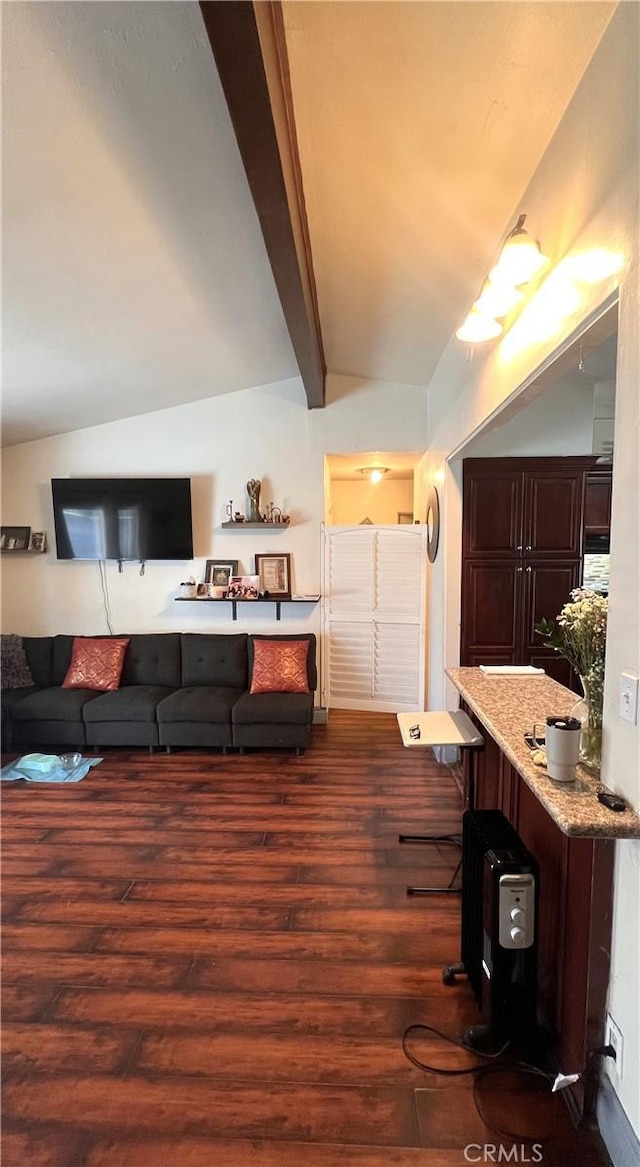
[536,587,607,770]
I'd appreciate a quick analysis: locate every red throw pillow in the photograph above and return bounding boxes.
[250,639,309,694]
[62,637,130,691]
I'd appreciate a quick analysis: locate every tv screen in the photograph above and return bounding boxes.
[51,478,193,561]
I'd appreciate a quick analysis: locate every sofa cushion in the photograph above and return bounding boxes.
[181,633,248,688]
[157,686,244,724]
[82,686,176,723]
[1,635,34,688]
[232,690,313,726]
[249,638,310,694]
[11,687,99,723]
[120,635,181,688]
[1,685,39,718]
[63,637,130,691]
[23,638,53,688]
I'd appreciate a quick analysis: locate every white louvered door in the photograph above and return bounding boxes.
[322,525,427,712]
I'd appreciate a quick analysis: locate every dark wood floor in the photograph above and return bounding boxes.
[2,712,610,1166]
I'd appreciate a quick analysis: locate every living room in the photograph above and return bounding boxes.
[2,4,638,1166]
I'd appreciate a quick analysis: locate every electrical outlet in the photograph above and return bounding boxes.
[606,1013,624,1085]
[619,672,639,724]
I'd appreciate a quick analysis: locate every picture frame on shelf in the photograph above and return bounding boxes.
[226,574,260,600]
[1,526,31,551]
[28,531,47,553]
[254,552,291,598]
[204,560,239,588]
[196,583,211,598]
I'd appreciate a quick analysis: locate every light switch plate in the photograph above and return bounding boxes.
[619,672,639,724]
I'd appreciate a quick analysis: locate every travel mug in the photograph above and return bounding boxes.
[531,716,581,782]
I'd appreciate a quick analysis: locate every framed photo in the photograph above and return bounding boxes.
[196,583,211,598]
[0,526,31,551]
[28,531,47,553]
[204,560,239,588]
[254,552,291,598]
[397,512,413,525]
[226,574,260,600]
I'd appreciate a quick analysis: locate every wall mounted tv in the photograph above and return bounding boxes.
[51,478,193,562]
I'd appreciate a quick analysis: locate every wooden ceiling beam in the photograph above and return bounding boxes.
[199,0,325,409]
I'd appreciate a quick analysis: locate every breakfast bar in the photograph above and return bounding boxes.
[446,666,640,838]
[444,666,639,1120]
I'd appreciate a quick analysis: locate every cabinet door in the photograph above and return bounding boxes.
[522,559,582,689]
[463,465,523,557]
[584,472,612,533]
[461,560,522,665]
[525,470,584,557]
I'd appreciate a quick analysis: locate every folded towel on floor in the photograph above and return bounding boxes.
[479,665,545,676]
[1,753,103,783]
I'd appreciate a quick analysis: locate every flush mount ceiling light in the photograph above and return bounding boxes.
[359,467,389,484]
[456,213,548,345]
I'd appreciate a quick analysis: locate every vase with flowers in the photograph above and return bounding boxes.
[535,588,607,772]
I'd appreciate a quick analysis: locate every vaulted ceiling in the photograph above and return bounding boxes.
[1,1,616,446]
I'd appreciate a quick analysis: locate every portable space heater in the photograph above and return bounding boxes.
[443,809,539,1046]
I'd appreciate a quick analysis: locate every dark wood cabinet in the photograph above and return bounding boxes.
[584,470,612,535]
[461,458,595,686]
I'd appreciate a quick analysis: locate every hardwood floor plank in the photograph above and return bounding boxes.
[94,925,412,961]
[188,956,451,997]
[2,1022,137,1073]
[15,900,292,930]
[49,986,477,1036]
[1,876,130,900]
[1,1126,85,1167]
[1,984,61,1021]
[126,879,395,909]
[134,1030,477,1084]
[0,924,101,951]
[84,1137,462,1167]
[3,1074,422,1146]
[2,951,191,989]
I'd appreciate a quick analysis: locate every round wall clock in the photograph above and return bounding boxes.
[426,485,440,563]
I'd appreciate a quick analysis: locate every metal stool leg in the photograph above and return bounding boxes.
[399,743,482,896]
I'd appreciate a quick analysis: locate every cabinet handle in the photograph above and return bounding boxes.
[516,566,523,573]
[517,545,523,551]
[526,566,532,573]
[526,545,532,551]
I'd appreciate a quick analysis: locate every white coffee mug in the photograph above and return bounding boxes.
[531,716,581,783]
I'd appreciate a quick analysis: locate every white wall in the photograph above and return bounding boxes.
[1,371,426,641]
[418,8,639,1140]
[463,375,595,458]
[330,477,413,525]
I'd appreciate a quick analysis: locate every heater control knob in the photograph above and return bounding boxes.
[510,907,525,925]
[510,926,526,944]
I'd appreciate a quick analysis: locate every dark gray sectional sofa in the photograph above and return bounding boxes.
[2,632,316,755]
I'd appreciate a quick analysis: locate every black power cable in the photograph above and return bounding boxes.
[403,1022,558,1142]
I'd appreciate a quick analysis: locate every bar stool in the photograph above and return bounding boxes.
[396,710,484,895]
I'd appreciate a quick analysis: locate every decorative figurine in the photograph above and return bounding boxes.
[246,478,263,522]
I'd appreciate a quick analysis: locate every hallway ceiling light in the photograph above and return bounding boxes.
[359,467,389,483]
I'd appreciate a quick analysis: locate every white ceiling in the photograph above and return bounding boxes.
[1,1,616,446]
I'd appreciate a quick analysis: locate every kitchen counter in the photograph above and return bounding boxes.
[446,667,640,839]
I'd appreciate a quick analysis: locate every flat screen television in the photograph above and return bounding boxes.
[51,478,193,561]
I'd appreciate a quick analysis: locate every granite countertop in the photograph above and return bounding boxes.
[446,667,640,839]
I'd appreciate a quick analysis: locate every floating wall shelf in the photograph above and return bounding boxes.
[175,596,319,621]
[220,522,290,530]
